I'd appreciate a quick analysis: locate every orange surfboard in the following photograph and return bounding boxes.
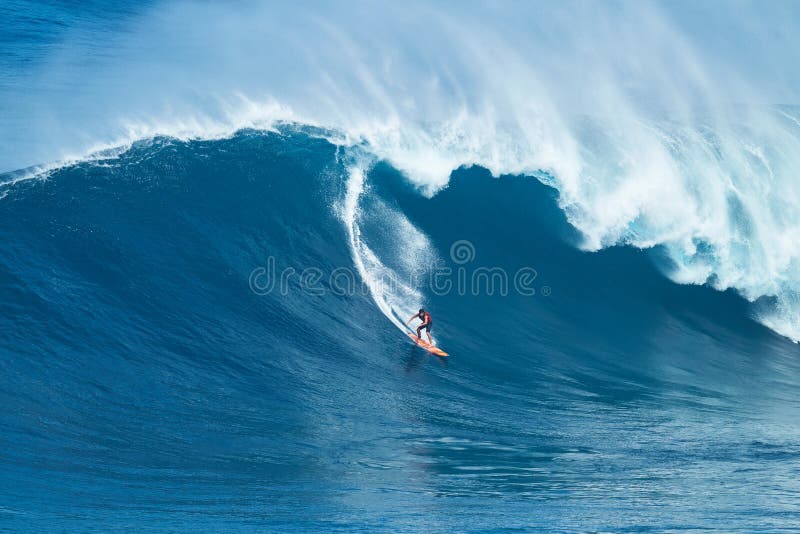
[406,332,449,357]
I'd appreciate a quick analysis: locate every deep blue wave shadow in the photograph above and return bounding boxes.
[366,160,798,408]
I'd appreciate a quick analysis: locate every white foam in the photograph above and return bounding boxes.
[337,161,433,336]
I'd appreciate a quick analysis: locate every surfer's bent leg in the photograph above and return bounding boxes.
[417,322,433,345]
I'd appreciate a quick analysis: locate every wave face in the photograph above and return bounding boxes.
[3,131,800,530]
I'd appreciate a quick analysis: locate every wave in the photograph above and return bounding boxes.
[6,109,800,341]
[4,0,800,343]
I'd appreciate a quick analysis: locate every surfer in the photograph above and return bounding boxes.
[406,308,433,344]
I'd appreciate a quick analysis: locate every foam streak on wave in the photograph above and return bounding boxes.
[339,162,425,334]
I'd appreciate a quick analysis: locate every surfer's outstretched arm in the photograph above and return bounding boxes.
[405,315,417,327]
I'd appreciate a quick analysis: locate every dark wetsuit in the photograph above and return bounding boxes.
[416,312,432,337]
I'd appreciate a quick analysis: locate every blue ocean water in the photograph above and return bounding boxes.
[4,1,800,532]
[3,130,800,531]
